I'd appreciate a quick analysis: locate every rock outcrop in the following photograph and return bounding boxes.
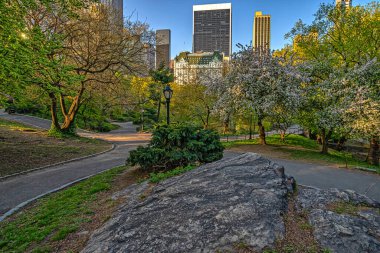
[82,153,380,253]
[297,187,380,253]
[82,153,289,252]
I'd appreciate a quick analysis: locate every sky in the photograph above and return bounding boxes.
[123,0,374,58]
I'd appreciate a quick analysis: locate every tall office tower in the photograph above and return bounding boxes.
[336,0,352,8]
[193,3,232,57]
[156,29,171,68]
[101,0,123,25]
[253,11,271,51]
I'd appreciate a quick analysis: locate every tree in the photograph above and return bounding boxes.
[149,65,174,122]
[171,83,216,129]
[14,1,153,135]
[209,45,304,145]
[344,59,380,165]
[286,2,380,155]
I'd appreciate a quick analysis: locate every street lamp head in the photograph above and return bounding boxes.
[163,85,173,100]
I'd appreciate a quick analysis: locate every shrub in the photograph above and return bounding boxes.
[127,123,224,172]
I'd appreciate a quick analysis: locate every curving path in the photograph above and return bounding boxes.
[225,151,380,202]
[0,110,150,220]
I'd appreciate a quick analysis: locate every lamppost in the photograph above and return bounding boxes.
[141,108,145,131]
[163,85,173,125]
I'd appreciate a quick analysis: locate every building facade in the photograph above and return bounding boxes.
[174,51,225,85]
[101,0,123,24]
[253,11,271,51]
[156,29,171,69]
[336,0,352,8]
[143,43,155,71]
[193,3,232,57]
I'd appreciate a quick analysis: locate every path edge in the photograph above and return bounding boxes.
[0,163,125,222]
[0,144,116,181]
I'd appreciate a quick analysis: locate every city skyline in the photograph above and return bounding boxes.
[156,29,171,68]
[124,0,372,58]
[253,11,271,51]
[193,3,232,57]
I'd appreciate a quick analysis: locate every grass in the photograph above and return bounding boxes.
[223,134,319,149]
[149,164,196,183]
[0,118,35,131]
[0,166,128,253]
[224,134,380,173]
[327,201,380,216]
[0,118,111,177]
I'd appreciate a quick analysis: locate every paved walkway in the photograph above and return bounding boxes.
[0,111,150,219]
[225,151,380,201]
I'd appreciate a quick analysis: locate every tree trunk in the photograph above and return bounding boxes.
[258,119,266,145]
[49,93,61,131]
[205,109,210,129]
[249,112,253,140]
[280,131,286,143]
[336,136,347,151]
[320,129,328,154]
[60,95,81,134]
[156,94,162,122]
[223,119,229,134]
[368,136,379,166]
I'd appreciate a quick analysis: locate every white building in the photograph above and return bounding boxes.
[174,51,225,85]
[336,0,352,8]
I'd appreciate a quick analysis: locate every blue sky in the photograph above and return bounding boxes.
[124,0,373,58]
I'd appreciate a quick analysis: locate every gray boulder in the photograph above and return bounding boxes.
[297,187,380,253]
[82,153,289,253]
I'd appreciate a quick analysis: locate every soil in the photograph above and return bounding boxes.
[0,124,111,177]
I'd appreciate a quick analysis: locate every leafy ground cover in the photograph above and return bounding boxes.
[0,166,148,253]
[148,165,196,183]
[224,134,379,173]
[0,119,111,177]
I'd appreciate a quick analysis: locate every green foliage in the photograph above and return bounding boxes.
[0,166,127,253]
[149,164,196,183]
[223,134,379,172]
[127,123,224,172]
[150,64,174,85]
[223,134,319,150]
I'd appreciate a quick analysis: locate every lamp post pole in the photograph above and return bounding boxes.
[166,98,170,125]
[141,109,145,131]
[163,85,173,125]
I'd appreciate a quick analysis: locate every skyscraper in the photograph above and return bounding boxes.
[101,0,123,24]
[336,0,352,8]
[193,3,232,57]
[253,11,271,51]
[156,29,171,69]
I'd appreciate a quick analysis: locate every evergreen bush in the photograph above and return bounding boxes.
[127,123,224,172]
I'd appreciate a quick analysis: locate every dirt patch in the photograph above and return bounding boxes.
[0,122,111,177]
[272,195,322,253]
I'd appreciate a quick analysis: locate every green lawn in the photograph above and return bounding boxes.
[0,166,127,253]
[224,134,379,173]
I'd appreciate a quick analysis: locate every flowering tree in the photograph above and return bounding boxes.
[344,59,380,165]
[287,2,379,155]
[208,45,304,144]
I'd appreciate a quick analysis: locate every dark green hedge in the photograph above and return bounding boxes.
[127,123,224,172]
